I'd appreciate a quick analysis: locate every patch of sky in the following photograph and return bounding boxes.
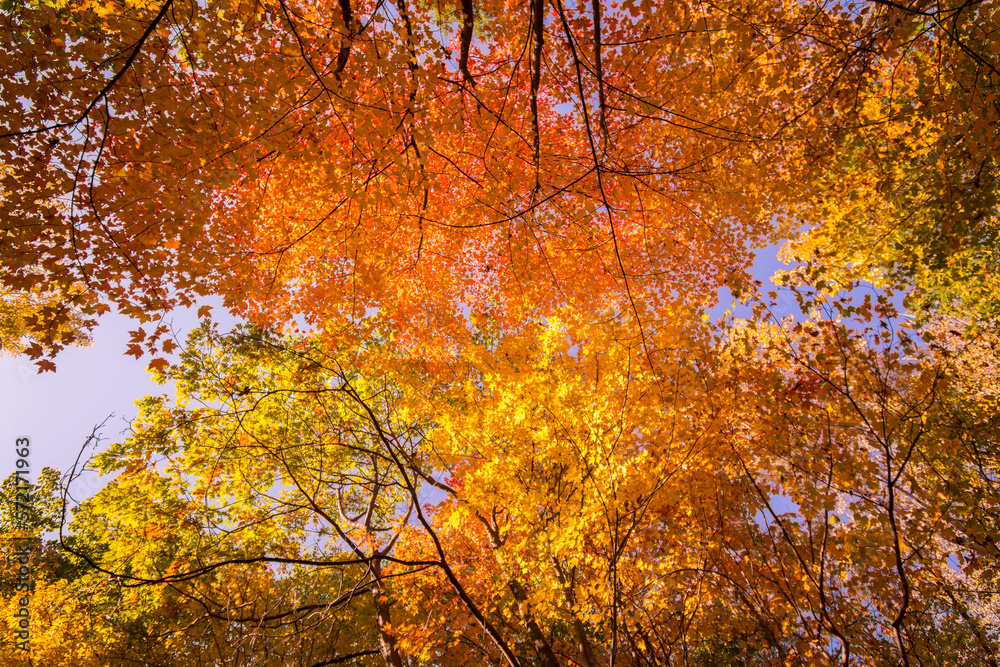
[711,242,795,321]
[753,495,800,527]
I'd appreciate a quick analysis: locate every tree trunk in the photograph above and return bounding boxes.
[371,560,404,667]
[507,578,562,667]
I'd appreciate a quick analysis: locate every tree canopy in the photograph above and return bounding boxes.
[2,0,999,665]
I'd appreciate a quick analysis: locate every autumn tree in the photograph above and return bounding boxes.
[388,313,765,666]
[382,286,1000,665]
[4,0,987,365]
[782,0,1000,324]
[21,323,464,667]
[709,279,1000,665]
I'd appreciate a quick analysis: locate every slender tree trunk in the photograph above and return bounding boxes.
[552,558,597,667]
[507,578,562,667]
[371,560,404,667]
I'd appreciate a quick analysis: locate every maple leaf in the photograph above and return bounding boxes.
[146,357,170,372]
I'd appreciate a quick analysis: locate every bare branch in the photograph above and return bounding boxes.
[334,0,356,80]
[460,0,477,84]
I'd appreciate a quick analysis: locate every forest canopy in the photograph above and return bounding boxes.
[1,0,999,665]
